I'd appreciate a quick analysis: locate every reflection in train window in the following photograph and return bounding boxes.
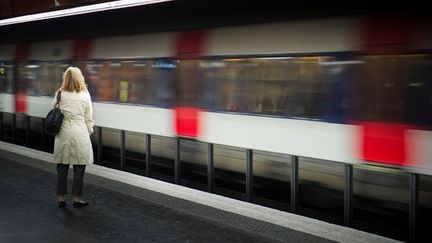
[93,62,120,102]
[204,56,336,119]
[38,62,68,96]
[85,60,175,106]
[0,63,13,93]
[176,60,201,107]
[352,55,432,127]
[20,62,68,96]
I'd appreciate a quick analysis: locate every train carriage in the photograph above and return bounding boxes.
[1,15,432,241]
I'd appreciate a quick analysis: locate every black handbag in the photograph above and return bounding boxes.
[45,91,64,135]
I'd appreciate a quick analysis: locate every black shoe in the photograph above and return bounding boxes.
[58,201,67,208]
[73,201,89,208]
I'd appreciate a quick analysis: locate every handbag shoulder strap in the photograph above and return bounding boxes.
[55,90,62,107]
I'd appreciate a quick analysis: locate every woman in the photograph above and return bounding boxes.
[53,67,94,208]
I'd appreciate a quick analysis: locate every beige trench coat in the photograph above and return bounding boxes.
[53,90,94,165]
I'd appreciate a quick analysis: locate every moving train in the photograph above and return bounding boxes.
[1,15,432,208]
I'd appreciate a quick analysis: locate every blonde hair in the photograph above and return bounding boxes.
[60,67,87,92]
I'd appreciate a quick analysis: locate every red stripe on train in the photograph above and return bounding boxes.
[173,107,202,138]
[174,30,207,138]
[14,43,31,113]
[73,39,92,61]
[357,122,411,166]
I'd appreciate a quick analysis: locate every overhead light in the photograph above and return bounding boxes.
[318,60,364,65]
[0,0,173,26]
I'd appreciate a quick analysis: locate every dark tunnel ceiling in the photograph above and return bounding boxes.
[0,0,428,44]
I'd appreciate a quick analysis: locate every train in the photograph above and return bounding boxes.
[1,14,432,211]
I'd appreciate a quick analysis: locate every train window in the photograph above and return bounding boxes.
[0,63,5,76]
[352,54,432,127]
[38,62,68,96]
[112,61,150,104]
[153,60,175,107]
[199,60,224,109]
[25,62,39,96]
[207,56,335,120]
[92,62,121,102]
[85,59,174,106]
[176,60,201,107]
[85,62,102,101]
[0,63,13,93]
[18,61,67,97]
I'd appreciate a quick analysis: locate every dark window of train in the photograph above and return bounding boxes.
[1,112,13,142]
[352,55,432,127]
[212,56,334,120]
[199,60,222,109]
[352,166,409,242]
[85,62,102,101]
[150,135,175,183]
[25,62,39,96]
[124,131,147,176]
[153,60,175,107]
[0,63,14,93]
[37,62,66,96]
[298,157,344,225]
[101,128,121,170]
[111,61,156,105]
[85,60,174,106]
[418,174,432,241]
[89,62,121,102]
[179,139,208,191]
[213,144,246,200]
[176,60,201,107]
[252,150,291,211]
